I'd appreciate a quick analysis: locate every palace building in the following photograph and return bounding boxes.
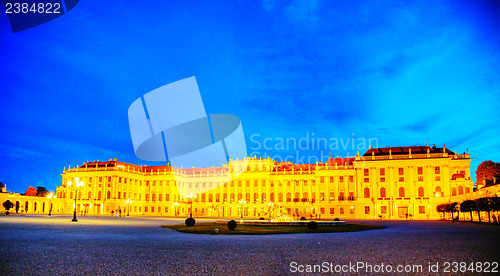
[48,144,473,220]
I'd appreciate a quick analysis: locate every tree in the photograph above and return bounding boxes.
[476,197,493,223]
[25,186,37,196]
[36,186,50,197]
[476,161,500,186]
[460,200,476,221]
[3,200,14,215]
[436,204,446,219]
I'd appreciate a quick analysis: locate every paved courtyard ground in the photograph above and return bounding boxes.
[0,215,499,275]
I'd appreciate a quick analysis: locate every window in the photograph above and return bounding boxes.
[380,187,386,198]
[399,177,404,182]
[339,176,344,182]
[339,192,344,201]
[329,192,334,201]
[145,207,148,212]
[254,180,258,187]
[418,176,423,181]
[364,169,369,176]
[349,207,355,215]
[458,186,464,195]
[216,194,220,203]
[380,168,385,176]
[330,208,334,214]
[349,176,353,182]
[380,177,385,182]
[106,191,111,199]
[117,192,121,199]
[418,187,424,197]
[286,193,291,202]
[320,192,325,201]
[230,193,235,202]
[238,193,243,201]
[108,176,111,182]
[399,168,404,175]
[278,193,283,202]
[261,193,266,202]
[381,206,387,214]
[98,191,101,200]
[435,166,440,174]
[364,178,369,183]
[435,176,441,181]
[320,208,325,214]
[151,207,154,213]
[270,193,275,202]
[365,206,370,214]
[465,187,471,194]
[320,177,324,183]
[330,176,334,182]
[452,187,457,196]
[364,188,370,198]
[419,206,425,214]
[418,167,423,175]
[159,194,162,201]
[340,207,345,214]
[166,194,169,201]
[398,187,405,197]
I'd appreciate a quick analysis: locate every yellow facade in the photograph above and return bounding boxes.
[50,145,473,220]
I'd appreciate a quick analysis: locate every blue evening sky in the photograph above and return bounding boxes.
[1,1,499,193]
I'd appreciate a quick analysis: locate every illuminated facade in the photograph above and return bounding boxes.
[51,144,474,220]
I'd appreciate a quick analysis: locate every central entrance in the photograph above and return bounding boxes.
[397,206,408,219]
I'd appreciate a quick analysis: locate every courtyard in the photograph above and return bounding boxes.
[0,215,499,275]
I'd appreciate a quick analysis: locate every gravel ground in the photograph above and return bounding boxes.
[0,215,499,275]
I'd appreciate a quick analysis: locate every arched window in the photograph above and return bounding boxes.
[230,193,235,202]
[246,193,250,202]
[254,193,259,202]
[98,191,102,200]
[364,188,370,198]
[88,191,91,199]
[270,193,275,202]
[418,187,424,197]
[223,193,227,202]
[458,185,464,195]
[380,187,386,198]
[237,193,242,201]
[399,187,405,197]
[294,192,300,201]
[201,194,206,202]
[70,191,74,199]
[208,194,213,203]
[278,193,283,202]
[303,192,308,201]
[215,193,220,202]
[107,191,111,199]
[435,186,442,197]
[25,201,29,212]
[286,192,291,202]
[261,193,266,202]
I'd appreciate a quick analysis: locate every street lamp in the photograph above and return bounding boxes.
[67,177,84,222]
[47,193,55,216]
[173,202,179,216]
[239,199,246,219]
[125,199,132,216]
[186,192,197,218]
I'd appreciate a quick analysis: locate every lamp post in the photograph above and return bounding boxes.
[125,199,132,216]
[67,177,84,222]
[173,202,179,216]
[186,192,197,218]
[239,199,246,219]
[47,193,55,216]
